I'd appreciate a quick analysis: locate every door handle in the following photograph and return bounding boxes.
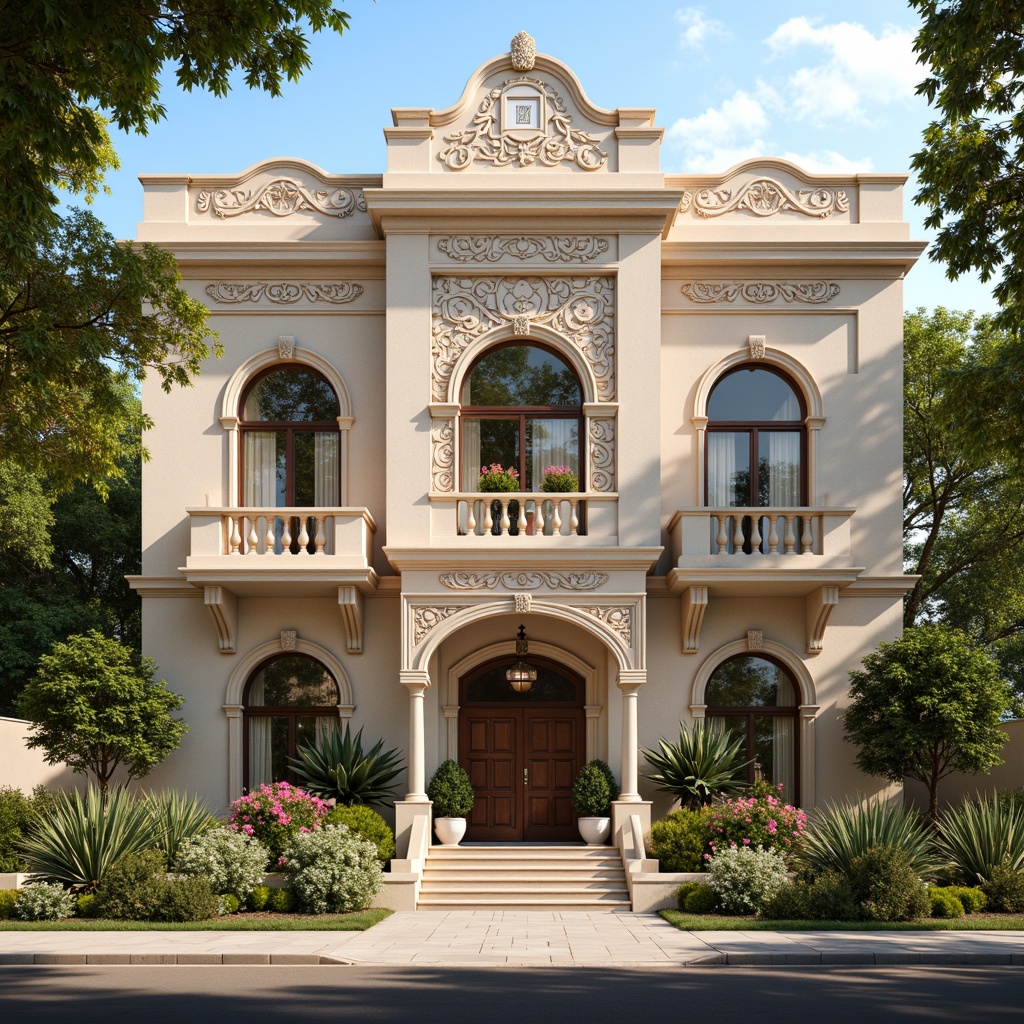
[523,768,528,787]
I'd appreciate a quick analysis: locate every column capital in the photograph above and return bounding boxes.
[400,669,431,694]
[617,669,646,691]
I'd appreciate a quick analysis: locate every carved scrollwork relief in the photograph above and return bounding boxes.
[438,78,607,172]
[581,606,632,646]
[678,178,848,219]
[196,179,366,219]
[436,235,610,264]
[431,419,455,492]
[431,275,614,401]
[413,606,461,646]
[589,418,615,493]
[681,281,840,304]
[206,282,364,305]
[439,571,608,591]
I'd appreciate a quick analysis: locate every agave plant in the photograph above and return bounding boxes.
[641,721,750,809]
[934,794,1024,884]
[797,796,940,877]
[141,790,218,867]
[289,726,405,806]
[17,785,158,890]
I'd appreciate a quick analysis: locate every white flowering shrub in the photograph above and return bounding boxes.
[285,824,382,914]
[706,845,789,915]
[175,826,268,901]
[15,882,76,921]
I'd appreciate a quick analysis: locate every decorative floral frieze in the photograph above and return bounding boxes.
[413,606,461,645]
[431,275,614,402]
[439,571,608,591]
[678,178,848,219]
[510,31,536,71]
[681,281,840,304]
[438,77,607,172]
[436,235,610,264]
[581,606,632,646]
[589,419,615,493]
[196,179,366,219]
[431,419,455,492]
[206,282,364,305]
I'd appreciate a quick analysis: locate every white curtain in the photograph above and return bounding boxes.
[244,433,278,506]
[246,677,272,789]
[462,419,482,489]
[764,432,801,506]
[314,433,339,505]
[529,419,578,491]
[707,433,742,506]
[773,673,796,803]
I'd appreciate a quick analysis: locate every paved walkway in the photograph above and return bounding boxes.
[3,912,1024,966]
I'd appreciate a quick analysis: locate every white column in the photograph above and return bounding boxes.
[616,669,646,802]
[401,669,430,801]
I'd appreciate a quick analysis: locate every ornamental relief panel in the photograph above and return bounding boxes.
[437,77,608,172]
[196,178,366,219]
[439,571,608,591]
[581,606,632,646]
[436,235,610,264]
[413,606,461,646]
[431,419,455,492]
[589,419,615,493]
[678,178,848,219]
[206,282,364,305]
[431,275,614,402]
[681,281,840,305]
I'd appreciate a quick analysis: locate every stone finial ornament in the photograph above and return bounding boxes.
[510,31,536,70]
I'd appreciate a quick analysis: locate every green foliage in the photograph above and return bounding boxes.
[248,885,272,912]
[651,807,715,873]
[674,882,703,909]
[980,864,1024,913]
[477,463,520,492]
[641,721,751,809]
[268,887,296,913]
[571,760,618,817]
[934,794,1024,884]
[324,805,396,865]
[141,790,217,868]
[930,888,966,918]
[0,786,40,871]
[945,885,988,913]
[94,850,167,920]
[18,630,187,793]
[175,827,269,903]
[683,884,720,914]
[765,871,859,922]
[848,845,931,923]
[844,625,1011,818]
[798,797,939,877]
[216,893,240,916]
[706,846,789,916]
[427,760,475,818]
[14,882,76,921]
[161,876,216,922]
[0,889,19,919]
[289,726,405,807]
[75,892,100,918]
[285,825,383,914]
[17,785,155,889]
[541,466,579,493]
[705,781,808,861]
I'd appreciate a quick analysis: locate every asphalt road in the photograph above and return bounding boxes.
[1,965,1022,1023]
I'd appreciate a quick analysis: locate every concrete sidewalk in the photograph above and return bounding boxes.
[3,912,1024,966]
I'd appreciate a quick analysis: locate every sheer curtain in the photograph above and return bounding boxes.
[314,433,339,505]
[773,673,796,803]
[529,419,578,490]
[246,677,272,790]
[244,433,278,506]
[764,432,801,505]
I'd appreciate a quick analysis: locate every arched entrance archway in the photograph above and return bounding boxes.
[459,654,585,841]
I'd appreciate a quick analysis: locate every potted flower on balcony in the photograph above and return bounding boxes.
[427,759,475,846]
[571,759,619,846]
[478,463,520,492]
[541,465,579,493]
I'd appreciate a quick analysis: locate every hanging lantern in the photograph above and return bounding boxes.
[505,624,537,693]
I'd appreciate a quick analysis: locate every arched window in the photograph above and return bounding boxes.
[460,344,583,491]
[243,654,340,790]
[240,366,341,508]
[705,654,799,804]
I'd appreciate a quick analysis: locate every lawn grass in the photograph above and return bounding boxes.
[0,909,392,931]
[660,910,1024,931]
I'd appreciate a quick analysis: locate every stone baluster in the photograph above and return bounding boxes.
[801,515,814,555]
[767,514,780,555]
[247,516,260,556]
[467,501,477,534]
[784,515,797,554]
[297,516,310,554]
[263,516,274,555]
[315,515,327,554]
[732,515,744,552]
[750,515,763,552]
[551,499,563,534]
[483,501,494,534]
[228,516,241,555]
[499,500,511,535]
[568,499,579,534]
[534,499,546,537]
[714,515,727,554]
[281,517,293,553]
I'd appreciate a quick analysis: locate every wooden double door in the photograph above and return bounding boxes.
[460,706,583,842]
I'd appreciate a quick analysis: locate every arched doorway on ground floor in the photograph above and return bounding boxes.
[459,653,585,842]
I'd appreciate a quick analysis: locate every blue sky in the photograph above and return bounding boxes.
[83,0,996,316]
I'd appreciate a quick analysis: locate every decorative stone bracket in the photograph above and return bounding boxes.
[680,586,708,654]
[806,585,839,655]
[338,586,365,654]
[204,586,237,654]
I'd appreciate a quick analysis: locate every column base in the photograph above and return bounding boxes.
[394,799,433,861]
[611,800,652,845]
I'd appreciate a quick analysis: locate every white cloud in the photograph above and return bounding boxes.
[675,7,729,50]
[780,149,874,174]
[667,86,776,171]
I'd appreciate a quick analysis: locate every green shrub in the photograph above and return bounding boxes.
[160,876,216,922]
[15,882,76,921]
[175,826,267,902]
[935,795,1024,885]
[95,850,167,920]
[674,881,703,909]
[803,871,859,921]
[0,889,19,919]
[980,864,1024,913]
[641,721,750,809]
[248,884,271,911]
[763,880,809,920]
[324,805,396,864]
[930,888,966,918]
[706,781,808,862]
[268,886,295,913]
[848,845,930,922]
[571,760,618,817]
[285,824,382,914]
[945,885,987,913]
[289,726,405,807]
[652,807,714,872]
[427,760,474,818]
[216,893,240,915]
[706,846,789,916]
[141,790,217,868]
[75,893,100,918]
[0,787,36,871]
[684,884,721,914]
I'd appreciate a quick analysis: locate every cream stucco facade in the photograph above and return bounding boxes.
[130,36,923,889]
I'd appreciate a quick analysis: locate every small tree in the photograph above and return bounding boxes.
[844,625,1011,819]
[18,630,186,795]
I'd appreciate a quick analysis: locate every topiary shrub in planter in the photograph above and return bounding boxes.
[651,807,715,872]
[848,844,930,922]
[15,882,76,921]
[571,760,619,845]
[427,760,474,846]
[324,805,396,865]
[95,850,168,920]
[285,824,383,914]
[175,826,268,903]
[706,845,789,916]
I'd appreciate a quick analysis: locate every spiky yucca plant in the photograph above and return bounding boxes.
[798,797,939,877]
[934,794,1024,884]
[641,721,751,808]
[289,726,405,807]
[141,790,217,867]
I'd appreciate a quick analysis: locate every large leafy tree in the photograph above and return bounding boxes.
[844,625,1011,819]
[18,630,186,795]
